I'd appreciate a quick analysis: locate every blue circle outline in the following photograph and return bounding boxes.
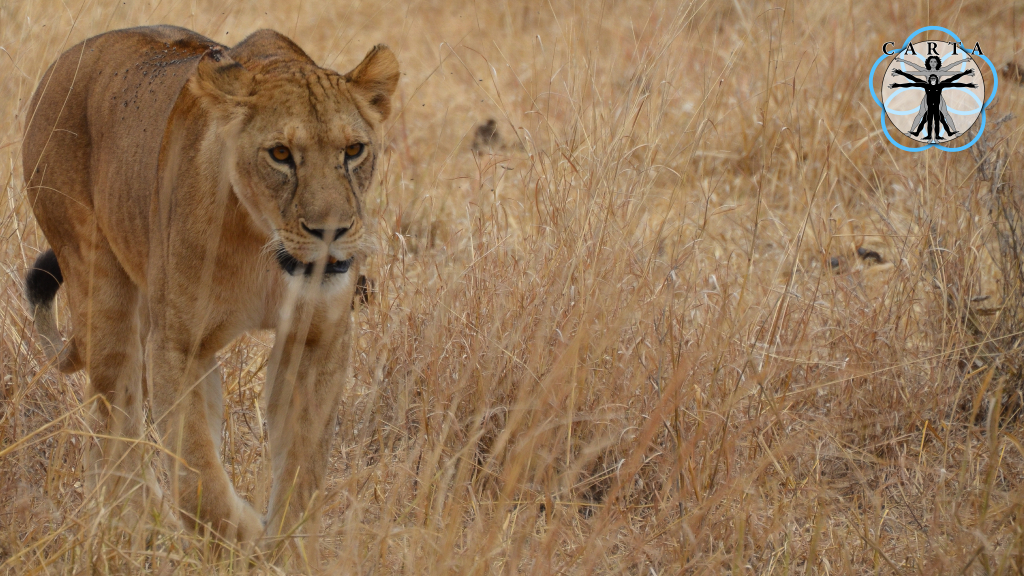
[869,26,998,152]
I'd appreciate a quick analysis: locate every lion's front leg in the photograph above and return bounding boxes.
[147,330,264,546]
[263,288,354,564]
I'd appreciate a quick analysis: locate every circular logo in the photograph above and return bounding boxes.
[881,40,985,144]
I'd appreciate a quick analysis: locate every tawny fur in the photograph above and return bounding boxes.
[22,25,398,558]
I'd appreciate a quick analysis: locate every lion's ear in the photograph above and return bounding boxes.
[190,48,254,111]
[344,44,400,122]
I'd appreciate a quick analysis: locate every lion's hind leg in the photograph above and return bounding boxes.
[54,237,162,527]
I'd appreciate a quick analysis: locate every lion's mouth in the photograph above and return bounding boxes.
[275,249,354,277]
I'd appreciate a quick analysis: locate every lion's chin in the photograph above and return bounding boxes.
[275,249,354,277]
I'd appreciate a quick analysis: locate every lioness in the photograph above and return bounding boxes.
[21,25,397,555]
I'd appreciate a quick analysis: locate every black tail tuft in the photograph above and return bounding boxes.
[25,249,64,308]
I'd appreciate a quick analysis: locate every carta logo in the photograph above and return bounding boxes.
[870,26,997,152]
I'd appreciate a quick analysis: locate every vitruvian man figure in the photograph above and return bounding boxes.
[894,55,973,79]
[889,66,976,140]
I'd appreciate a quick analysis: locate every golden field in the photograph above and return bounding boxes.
[2,0,1024,573]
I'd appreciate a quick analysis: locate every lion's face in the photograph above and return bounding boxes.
[234,74,377,277]
[192,44,399,279]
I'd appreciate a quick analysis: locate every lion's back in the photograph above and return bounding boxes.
[23,26,221,277]
[23,25,217,178]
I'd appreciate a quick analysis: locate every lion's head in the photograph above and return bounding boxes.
[188,31,399,279]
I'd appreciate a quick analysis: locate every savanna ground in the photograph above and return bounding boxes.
[3,0,1024,573]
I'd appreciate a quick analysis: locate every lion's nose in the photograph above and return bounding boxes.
[301,221,350,241]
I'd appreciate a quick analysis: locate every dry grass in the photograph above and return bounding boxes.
[3,0,1024,573]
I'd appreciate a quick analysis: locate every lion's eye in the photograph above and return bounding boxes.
[344,143,364,158]
[270,145,293,164]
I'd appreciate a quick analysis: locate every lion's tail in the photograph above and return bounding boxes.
[25,250,81,372]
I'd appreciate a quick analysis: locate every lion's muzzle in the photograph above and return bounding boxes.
[275,248,354,277]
